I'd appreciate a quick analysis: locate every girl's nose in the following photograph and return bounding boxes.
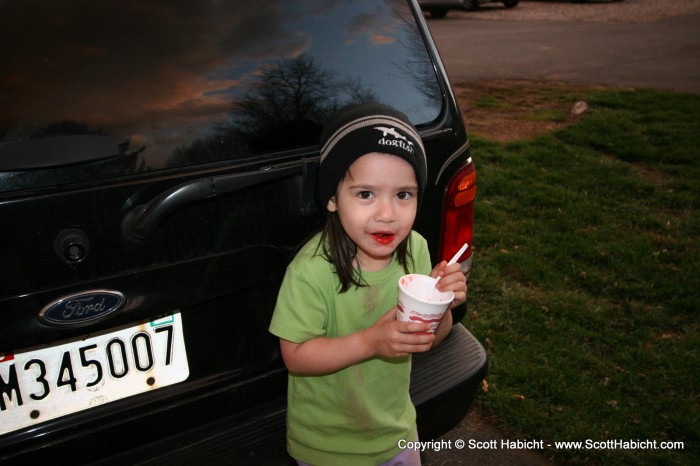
[375,198,395,223]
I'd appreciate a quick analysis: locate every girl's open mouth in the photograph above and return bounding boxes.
[371,232,396,245]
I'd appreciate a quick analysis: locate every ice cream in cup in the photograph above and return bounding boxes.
[397,274,454,334]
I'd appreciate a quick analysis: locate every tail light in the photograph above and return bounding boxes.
[439,158,476,271]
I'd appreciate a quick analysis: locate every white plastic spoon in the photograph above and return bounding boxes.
[430,242,469,297]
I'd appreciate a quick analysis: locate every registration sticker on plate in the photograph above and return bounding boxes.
[0,313,189,436]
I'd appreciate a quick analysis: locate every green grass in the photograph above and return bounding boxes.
[523,108,568,123]
[465,87,700,465]
[475,93,513,110]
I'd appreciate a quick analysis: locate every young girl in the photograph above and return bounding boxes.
[269,103,467,465]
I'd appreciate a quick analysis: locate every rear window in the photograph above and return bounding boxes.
[0,0,443,191]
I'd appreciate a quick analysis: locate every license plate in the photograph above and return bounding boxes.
[0,313,189,436]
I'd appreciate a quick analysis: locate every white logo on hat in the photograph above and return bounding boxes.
[374,126,414,153]
[374,126,409,142]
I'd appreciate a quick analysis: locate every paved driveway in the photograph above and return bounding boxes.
[426,12,700,93]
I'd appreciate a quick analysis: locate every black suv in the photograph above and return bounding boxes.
[0,1,486,463]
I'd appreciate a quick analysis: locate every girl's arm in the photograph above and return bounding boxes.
[280,310,434,375]
[280,261,467,375]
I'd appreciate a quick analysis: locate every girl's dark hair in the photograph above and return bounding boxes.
[317,211,413,293]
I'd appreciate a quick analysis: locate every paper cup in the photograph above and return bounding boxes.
[397,274,454,333]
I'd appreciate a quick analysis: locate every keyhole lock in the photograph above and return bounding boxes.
[54,229,90,264]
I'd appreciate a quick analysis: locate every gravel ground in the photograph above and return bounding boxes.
[446,0,700,23]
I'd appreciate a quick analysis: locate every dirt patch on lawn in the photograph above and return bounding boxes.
[453,79,611,142]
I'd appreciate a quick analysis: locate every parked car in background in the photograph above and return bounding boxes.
[0,1,486,463]
[420,0,519,18]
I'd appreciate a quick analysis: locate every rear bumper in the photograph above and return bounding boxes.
[96,398,291,466]
[412,323,488,440]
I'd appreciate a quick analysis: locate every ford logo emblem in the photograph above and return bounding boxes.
[39,290,126,327]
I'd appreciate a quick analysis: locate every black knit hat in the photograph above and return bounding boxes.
[318,102,427,206]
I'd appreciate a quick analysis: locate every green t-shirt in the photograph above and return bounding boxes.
[269,231,431,465]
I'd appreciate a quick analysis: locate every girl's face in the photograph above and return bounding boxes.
[327,152,418,272]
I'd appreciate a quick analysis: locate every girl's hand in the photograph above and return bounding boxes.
[361,308,435,358]
[431,260,467,309]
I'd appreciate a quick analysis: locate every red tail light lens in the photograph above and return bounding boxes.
[439,158,476,265]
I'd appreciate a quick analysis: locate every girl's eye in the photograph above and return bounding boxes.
[396,191,413,200]
[358,191,374,199]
